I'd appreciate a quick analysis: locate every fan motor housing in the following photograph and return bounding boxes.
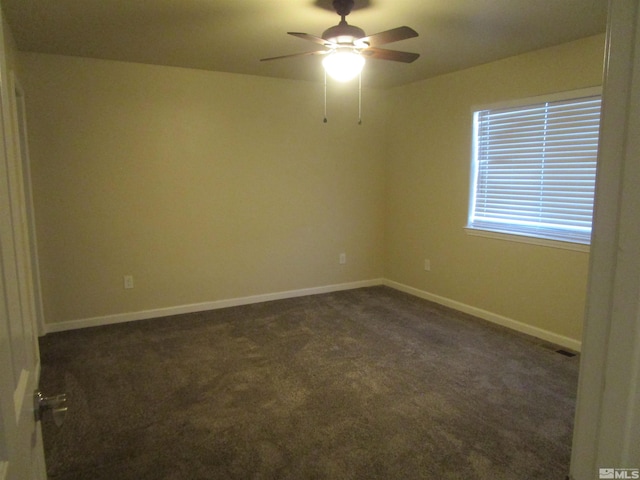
[322,23,366,44]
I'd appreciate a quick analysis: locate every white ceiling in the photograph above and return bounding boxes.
[2,0,608,88]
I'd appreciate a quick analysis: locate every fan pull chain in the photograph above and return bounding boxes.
[322,70,363,124]
[323,70,328,123]
[358,71,362,125]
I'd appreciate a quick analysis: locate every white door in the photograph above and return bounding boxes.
[0,5,47,479]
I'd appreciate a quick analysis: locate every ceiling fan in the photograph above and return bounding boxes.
[261,0,420,82]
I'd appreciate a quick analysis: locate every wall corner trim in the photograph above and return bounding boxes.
[383,279,582,352]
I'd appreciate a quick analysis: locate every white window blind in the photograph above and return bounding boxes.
[468,93,601,245]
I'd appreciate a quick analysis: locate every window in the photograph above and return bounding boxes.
[467,88,602,247]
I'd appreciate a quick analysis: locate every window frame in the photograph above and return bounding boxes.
[466,87,602,251]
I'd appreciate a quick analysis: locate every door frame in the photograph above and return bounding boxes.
[570,0,640,477]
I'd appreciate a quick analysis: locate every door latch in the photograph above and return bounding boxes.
[34,390,67,427]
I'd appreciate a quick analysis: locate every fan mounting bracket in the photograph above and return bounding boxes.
[333,0,355,18]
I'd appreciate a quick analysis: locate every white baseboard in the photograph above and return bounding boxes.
[383,279,582,352]
[44,277,582,352]
[44,279,384,334]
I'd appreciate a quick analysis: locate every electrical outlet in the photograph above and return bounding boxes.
[124,275,134,289]
[339,253,346,265]
[424,259,431,271]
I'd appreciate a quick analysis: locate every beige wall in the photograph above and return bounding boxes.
[385,35,605,342]
[20,54,387,324]
[19,34,605,344]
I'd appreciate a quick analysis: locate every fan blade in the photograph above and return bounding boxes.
[260,50,329,62]
[288,32,335,47]
[357,26,418,47]
[361,47,419,63]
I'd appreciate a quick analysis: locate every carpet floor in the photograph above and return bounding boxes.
[39,286,579,479]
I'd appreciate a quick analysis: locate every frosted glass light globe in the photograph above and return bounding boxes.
[322,50,365,82]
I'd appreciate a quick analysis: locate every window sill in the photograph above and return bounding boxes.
[464,227,590,253]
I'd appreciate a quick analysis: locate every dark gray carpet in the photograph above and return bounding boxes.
[39,286,579,479]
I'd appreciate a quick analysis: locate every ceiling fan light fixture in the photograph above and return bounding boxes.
[322,49,365,82]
